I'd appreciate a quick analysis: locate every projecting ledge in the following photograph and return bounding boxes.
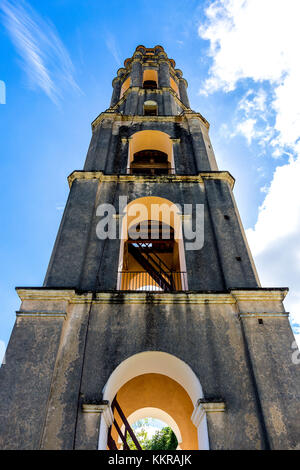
[67,170,235,189]
[15,287,289,307]
[82,401,109,414]
[82,401,114,427]
[191,399,226,427]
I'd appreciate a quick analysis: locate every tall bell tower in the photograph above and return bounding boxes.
[0,45,299,450]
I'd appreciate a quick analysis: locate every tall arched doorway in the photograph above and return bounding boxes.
[98,351,209,450]
[117,196,188,291]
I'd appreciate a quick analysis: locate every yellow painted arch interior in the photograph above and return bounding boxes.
[120,76,131,98]
[129,130,173,166]
[170,76,179,96]
[111,373,198,450]
[143,69,158,85]
[122,196,182,241]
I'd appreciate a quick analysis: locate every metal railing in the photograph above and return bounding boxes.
[118,271,186,292]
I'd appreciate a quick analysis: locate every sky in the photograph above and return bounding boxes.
[0,0,300,364]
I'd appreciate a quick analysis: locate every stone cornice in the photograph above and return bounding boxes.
[92,109,208,131]
[198,400,227,413]
[239,312,289,318]
[68,171,103,188]
[91,292,235,305]
[82,402,114,426]
[16,310,67,319]
[16,288,78,303]
[16,288,289,307]
[91,88,209,130]
[82,402,109,414]
[231,289,288,302]
[191,399,226,427]
[67,171,235,190]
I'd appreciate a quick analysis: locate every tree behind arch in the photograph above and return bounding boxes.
[127,426,178,450]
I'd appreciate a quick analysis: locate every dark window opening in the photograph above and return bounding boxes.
[258,319,264,325]
[128,220,175,244]
[144,107,157,116]
[144,101,158,116]
[131,149,170,175]
[143,80,158,90]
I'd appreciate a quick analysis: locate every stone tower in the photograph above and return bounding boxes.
[0,45,299,450]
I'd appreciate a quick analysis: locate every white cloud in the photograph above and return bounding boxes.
[247,157,300,256]
[235,118,256,144]
[200,0,300,342]
[231,89,275,147]
[105,31,121,66]
[238,89,267,116]
[199,0,300,151]
[0,0,80,103]
[246,155,300,341]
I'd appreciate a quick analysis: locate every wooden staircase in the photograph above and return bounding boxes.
[107,397,142,450]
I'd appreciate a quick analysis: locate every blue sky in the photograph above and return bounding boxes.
[0,0,300,361]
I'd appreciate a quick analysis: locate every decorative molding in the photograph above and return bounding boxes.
[16,310,66,319]
[91,94,209,130]
[239,312,289,318]
[16,288,289,309]
[82,402,109,414]
[82,402,114,426]
[201,172,235,189]
[92,292,235,305]
[191,399,226,427]
[16,288,77,303]
[67,171,235,190]
[131,58,143,64]
[200,402,226,413]
[68,171,103,188]
[231,289,288,302]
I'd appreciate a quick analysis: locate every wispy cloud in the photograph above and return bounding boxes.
[199,0,300,343]
[105,31,121,66]
[0,0,81,104]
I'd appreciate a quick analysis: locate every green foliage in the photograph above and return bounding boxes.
[146,427,178,450]
[126,425,178,451]
[127,426,150,450]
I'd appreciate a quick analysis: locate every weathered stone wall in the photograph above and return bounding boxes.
[1,289,298,450]
[44,175,258,292]
[0,316,64,449]
[84,115,214,174]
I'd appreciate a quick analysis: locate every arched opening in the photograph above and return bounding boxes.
[170,76,179,96]
[131,150,169,175]
[117,197,188,292]
[128,130,174,175]
[111,375,193,449]
[98,351,209,450]
[120,76,131,98]
[143,100,158,116]
[122,409,182,448]
[143,70,158,89]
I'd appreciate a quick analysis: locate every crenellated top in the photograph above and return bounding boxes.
[123,45,176,69]
[110,45,190,112]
